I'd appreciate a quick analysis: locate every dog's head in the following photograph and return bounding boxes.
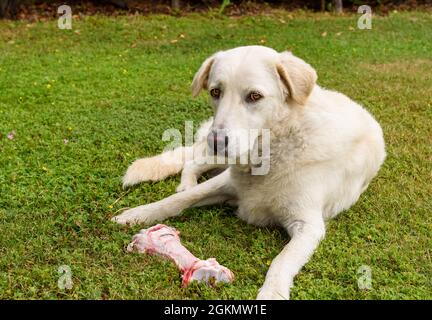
[191,45,317,161]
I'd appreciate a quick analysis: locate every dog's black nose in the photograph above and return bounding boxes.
[208,129,229,155]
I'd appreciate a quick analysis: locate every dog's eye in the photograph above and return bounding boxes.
[247,91,263,103]
[210,88,221,99]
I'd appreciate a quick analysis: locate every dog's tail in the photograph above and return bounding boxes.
[122,146,191,188]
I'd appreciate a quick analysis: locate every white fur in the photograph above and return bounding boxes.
[113,46,386,299]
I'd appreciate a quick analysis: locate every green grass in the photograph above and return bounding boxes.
[0,10,431,300]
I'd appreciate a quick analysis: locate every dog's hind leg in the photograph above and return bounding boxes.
[112,168,234,225]
[176,161,228,192]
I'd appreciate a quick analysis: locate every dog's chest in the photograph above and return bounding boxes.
[229,132,306,226]
[230,165,292,227]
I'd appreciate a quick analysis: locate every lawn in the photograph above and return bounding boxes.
[0,9,431,300]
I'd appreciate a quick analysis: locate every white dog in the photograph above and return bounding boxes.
[113,46,386,299]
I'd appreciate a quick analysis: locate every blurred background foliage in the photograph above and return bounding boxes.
[1,0,431,19]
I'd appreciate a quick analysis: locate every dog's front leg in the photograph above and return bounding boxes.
[257,215,325,300]
[112,168,234,225]
[177,161,227,192]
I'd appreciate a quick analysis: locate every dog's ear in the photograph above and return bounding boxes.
[191,54,217,97]
[276,51,317,105]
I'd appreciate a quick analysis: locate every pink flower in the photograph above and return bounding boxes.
[7,130,16,140]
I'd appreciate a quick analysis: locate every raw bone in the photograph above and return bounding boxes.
[127,224,234,287]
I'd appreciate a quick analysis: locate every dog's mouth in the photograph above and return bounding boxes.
[206,132,266,166]
[207,135,229,158]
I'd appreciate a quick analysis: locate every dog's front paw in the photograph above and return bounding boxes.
[111,204,162,225]
[256,285,290,300]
